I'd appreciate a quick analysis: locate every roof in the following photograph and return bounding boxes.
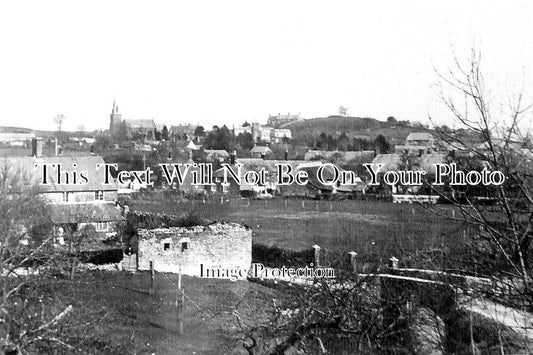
[204,149,229,157]
[0,155,118,192]
[304,150,374,162]
[125,119,156,130]
[50,203,123,224]
[371,154,401,171]
[406,132,434,141]
[214,159,307,177]
[186,141,198,150]
[250,146,272,154]
[418,153,448,172]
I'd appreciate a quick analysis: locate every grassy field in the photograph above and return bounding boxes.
[51,271,281,354]
[130,196,471,267]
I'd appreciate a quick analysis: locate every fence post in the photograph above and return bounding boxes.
[389,256,399,269]
[150,261,155,294]
[177,265,184,336]
[312,244,321,267]
[348,251,357,274]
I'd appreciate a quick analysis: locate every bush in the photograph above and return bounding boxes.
[252,243,314,268]
[79,248,124,264]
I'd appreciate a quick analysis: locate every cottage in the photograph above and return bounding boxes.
[250,146,272,159]
[135,223,252,276]
[0,139,123,239]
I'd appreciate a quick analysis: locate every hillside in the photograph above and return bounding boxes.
[283,116,428,143]
[0,126,34,133]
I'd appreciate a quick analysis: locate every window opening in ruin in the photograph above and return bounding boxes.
[163,242,171,251]
[181,242,188,252]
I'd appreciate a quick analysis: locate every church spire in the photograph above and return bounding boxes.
[111,98,119,114]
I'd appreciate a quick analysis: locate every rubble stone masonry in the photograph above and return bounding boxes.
[137,223,252,276]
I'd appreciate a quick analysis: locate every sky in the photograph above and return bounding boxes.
[0,1,532,132]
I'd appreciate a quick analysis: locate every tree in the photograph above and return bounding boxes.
[161,125,169,141]
[338,105,349,117]
[236,132,254,150]
[54,114,66,134]
[373,134,390,154]
[387,116,397,125]
[0,169,70,352]
[432,49,533,312]
[194,125,205,138]
[204,125,235,151]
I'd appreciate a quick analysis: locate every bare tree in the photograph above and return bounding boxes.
[54,114,66,133]
[431,48,533,309]
[0,168,114,353]
[338,105,349,117]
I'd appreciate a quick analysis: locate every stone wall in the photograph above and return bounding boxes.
[137,222,252,276]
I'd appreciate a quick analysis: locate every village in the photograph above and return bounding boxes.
[1,1,533,352]
[1,102,532,353]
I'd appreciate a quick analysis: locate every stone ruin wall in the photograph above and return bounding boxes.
[137,222,252,276]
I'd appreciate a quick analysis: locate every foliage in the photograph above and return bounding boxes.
[252,243,314,268]
[235,132,254,150]
[204,125,235,151]
[374,134,391,154]
[0,168,104,353]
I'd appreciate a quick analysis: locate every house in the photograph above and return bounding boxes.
[405,132,436,147]
[250,146,272,159]
[0,138,123,239]
[203,149,229,163]
[271,129,292,143]
[213,158,279,197]
[0,132,36,146]
[267,113,301,128]
[170,124,198,140]
[395,132,438,155]
[134,223,252,277]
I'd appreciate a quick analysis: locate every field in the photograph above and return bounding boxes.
[130,196,471,267]
[45,271,282,354]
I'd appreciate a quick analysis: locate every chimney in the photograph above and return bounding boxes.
[31,137,43,157]
[230,150,236,165]
[284,149,288,161]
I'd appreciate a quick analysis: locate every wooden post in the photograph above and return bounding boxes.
[150,261,154,294]
[285,199,287,208]
[302,200,305,209]
[389,256,399,269]
[348,251,357,273]
[177,266,184,336]
[312,244,321,267]
[330,202,332,211]
[315,201,318,211]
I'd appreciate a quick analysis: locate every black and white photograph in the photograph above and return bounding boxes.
[1,1,533,354]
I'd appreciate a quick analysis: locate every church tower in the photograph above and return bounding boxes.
[109,99,122,134]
